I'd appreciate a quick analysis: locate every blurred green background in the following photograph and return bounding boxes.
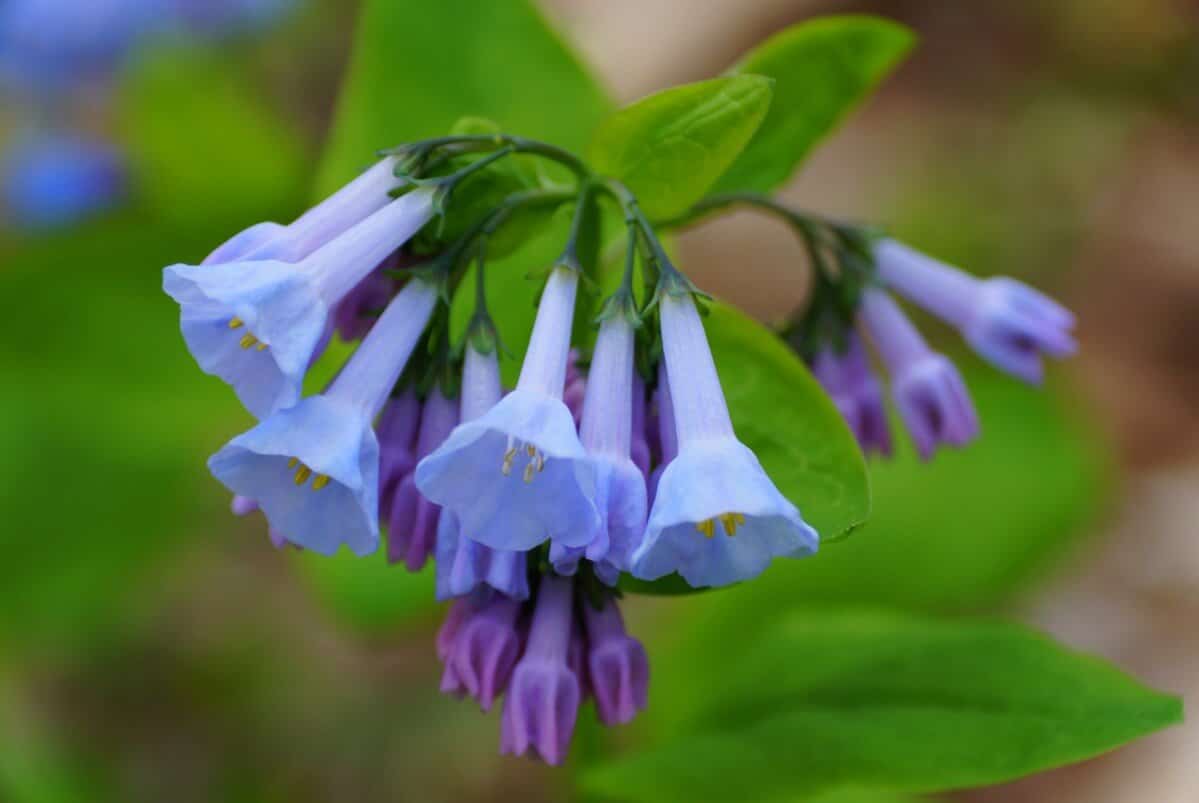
[2,0,1197,801]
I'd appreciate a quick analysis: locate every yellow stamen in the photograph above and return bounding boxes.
[501,447,517,476]
[719,512,746,537]
[696,519,716,539]
[288,457,299,468]
[312,474,330,491]
[535,453,546,473]
[239,333,258,349]
[526,444,537,457]
[294,466,312,486]
[228,317,244,329]
[523,462,536,483]
[256,341,268,352]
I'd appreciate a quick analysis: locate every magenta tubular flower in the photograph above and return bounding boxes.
[388,387,458,571]
[582,597,648,726]
[632,292,818,588]
[447,595,526,711]
[377,391,421,523]
[434,346,528,600]
[501,574,581,765]
[164,189,435,418]
[874,239,1076,384]
[207,278,439,555]
[858,288,979,461]
[417,267,599,552]
[810,333,892,458]
[550,315,647,584]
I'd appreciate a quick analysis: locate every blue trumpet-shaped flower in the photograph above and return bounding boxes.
[1,133,126,229]
[163,187,434,418]
[434,346,529,601]
[550,314,647,584]
[207,277,439,556]
[874,239,1076,385]
[417,266,599,553]
[858,288,979,461]
[632,292,818,588]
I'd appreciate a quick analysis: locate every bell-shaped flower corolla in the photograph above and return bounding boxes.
[206,277,439,556]
[858,287,979,460]
[810,332,892,457]
[500,574,581,766]
[631,292,819,588]
[416,266,599,553]
[163,188,434,418]
[434,346,529,601]
[550,315,647,585]
[874,239,1076,384]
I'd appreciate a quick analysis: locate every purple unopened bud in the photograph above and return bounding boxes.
[859,289,978,460]
[630,372,651,479]
[437,599,471,698]
[810,333,891,458]
[450,596,525,711]
[875,239,1076,385]
[333,262,396,342]
[500,575,581,765]
[377,391,421,522]
[582,597,648,726]
[563,348,587,426]
[230,495,259,517]
[648,361,677,507]
[388,388,458,570]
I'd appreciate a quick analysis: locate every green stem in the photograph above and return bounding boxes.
[391,134,590,180]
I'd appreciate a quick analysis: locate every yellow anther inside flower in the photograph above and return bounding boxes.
[288,457,299,468]
[312,474,330,491]
[719,512,746,537]
[523,462,537,483]
[502,447,517,476]
[294,465,312,485]
[256,342,268,352]
[526,444,537,457]
[239,333,259,349]
[228,317,244,329]
[696,519,716,539]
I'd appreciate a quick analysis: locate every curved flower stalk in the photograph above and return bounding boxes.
[417,266,600,553]
[163,189,435,418]
[632,291,819,588]
[874,239,1077,385]
[858,288,979,461]
[550,314,648,584]
[434,345,529,601]
[810,332,892,458]
[207,277,439,556]
[388,387,458,571]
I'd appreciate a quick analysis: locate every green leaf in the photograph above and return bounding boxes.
[589,76,774,220]
[714,15,915,193]
[583,611,1182,802]
[317,0,612,196]
[622,303,869,594]
[119,45,309,228]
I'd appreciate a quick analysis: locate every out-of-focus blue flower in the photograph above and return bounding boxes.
[858,288,979,461]
[632,292,819,588]
[416,266,600,554]
[207,277,440,556]
[810,332,892,458]
[874,239,1076,385]
[434,345,529,601]
[163,187,434,418]
[500,574,580,766]
[550,315,647,584]
[1,134,126,228]
[165,0,297,38]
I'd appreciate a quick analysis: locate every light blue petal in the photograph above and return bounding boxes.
[164,259,327,418]
[435,511,529,601]
[632,438,818,588]
[208,396,379,556]
[415,389,599,552]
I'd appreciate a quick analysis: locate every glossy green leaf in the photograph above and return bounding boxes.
[583,611,1181,802]
[589,76,774,220]
[714,15,915,193]
[317,0,611,196]
[622,303,869,594]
